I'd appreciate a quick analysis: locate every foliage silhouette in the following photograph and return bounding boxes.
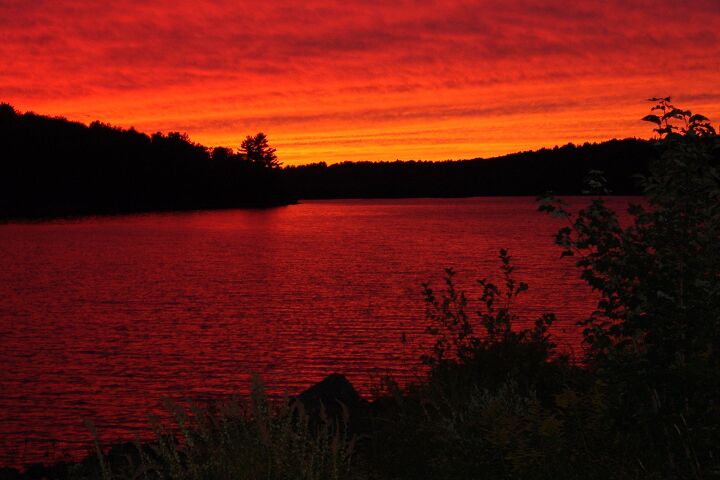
[240,132,280,168]
[282,138,654,199]
[0,104,290,219]
[0,102,658,220]
[364,99,719,480]
[28,377,358,480]
[538,98,720,477]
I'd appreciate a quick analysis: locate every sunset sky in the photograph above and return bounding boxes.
[1,0,718,165]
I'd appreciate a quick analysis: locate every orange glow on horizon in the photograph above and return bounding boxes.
[1,1,718,165]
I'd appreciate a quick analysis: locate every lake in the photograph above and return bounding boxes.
[0,197,634,465]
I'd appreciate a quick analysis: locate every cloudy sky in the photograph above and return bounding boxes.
[1,0,718,164]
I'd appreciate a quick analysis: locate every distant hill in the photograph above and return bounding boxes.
[0,103,654,219]
[0,104,293,219]
[283,139,654,199]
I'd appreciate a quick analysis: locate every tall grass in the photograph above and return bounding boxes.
[72,377,357,480]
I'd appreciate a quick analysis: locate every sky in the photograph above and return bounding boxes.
[1,0,719,165]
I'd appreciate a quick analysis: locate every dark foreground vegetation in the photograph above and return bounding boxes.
[2,99,719,480]
[1,102,655,220]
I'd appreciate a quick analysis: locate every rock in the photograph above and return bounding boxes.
[298,374,361,407]
[22,463,47,480]
[0,467,23,480]
[294,374,366,426]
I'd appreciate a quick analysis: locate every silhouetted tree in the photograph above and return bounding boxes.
[211,146,233,162]
[0,102,15,120]
[240,132,279,168]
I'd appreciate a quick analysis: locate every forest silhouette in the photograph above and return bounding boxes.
[1,103,655,220]
[284,139,653,199]
[0,104,291,219]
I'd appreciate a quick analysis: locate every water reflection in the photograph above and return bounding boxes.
[0,197,634,465]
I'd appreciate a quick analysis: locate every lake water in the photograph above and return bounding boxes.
[0,197,635,466]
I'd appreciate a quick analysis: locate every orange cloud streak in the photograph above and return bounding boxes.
[1,0,718,164]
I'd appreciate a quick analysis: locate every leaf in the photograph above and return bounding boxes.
[662,108,685,120]
[689,114,709,123]
[641,114,661,125]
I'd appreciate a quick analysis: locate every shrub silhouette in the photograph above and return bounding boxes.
[538,98,720,477]
[366,99,720,480]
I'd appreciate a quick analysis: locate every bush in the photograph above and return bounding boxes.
[539,98,720,478]
[365,99,720,480]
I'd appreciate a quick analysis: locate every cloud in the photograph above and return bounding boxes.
[1,0,718,163]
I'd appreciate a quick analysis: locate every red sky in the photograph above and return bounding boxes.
[1,0,718,165]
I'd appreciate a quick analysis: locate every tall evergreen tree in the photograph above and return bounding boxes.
[240,132,279,168]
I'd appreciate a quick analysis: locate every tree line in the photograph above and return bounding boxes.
[1,102,657,220]
[0,104,289,219]
[282,139,654,199]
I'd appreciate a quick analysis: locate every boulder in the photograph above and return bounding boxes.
[294,374,366,426]
[0,467,23,480]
